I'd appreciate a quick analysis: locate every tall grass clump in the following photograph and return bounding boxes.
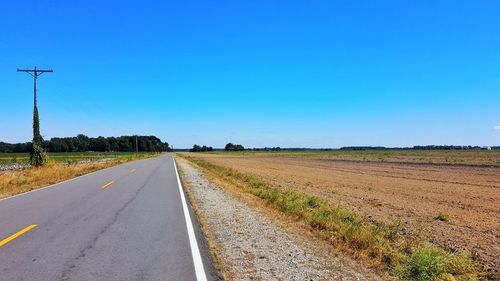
[394,244,476,281]
[180,155,480,281]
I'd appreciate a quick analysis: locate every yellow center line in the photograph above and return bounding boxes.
[0,224,38,247]
[100,181,114,189]
[129,169,136,173]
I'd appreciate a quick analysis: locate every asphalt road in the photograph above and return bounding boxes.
[0,154,215,281]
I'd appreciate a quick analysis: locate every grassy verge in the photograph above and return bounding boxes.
[0,153,159,199]
[180,154,481,281]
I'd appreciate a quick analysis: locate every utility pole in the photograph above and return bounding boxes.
[135,135,138,153]
[17,66,53,166]
[17,66,53,110]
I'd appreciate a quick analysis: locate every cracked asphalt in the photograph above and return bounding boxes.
[0,154,215,281]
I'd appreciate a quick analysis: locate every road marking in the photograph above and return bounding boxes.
[129,169,136,173]
[0,224,37,247]
[173,158,207,281]
[100,181,114,189]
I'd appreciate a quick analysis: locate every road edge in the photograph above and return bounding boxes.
[173,157,208,281]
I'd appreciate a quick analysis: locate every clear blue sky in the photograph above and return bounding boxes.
[1,1,499,148]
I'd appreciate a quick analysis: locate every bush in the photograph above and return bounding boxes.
[29,143,48,166]
[395,244,475,281]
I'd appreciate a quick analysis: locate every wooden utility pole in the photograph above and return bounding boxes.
[17,66,53,166]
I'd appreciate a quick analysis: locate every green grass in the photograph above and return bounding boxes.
[180,154,480,281]
[394,244,476,281]
[0,152,158,165]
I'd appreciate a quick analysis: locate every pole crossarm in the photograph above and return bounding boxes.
[17,69,53,73]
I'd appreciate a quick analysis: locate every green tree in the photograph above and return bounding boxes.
[76,134,90,151]
[225,142,244,151]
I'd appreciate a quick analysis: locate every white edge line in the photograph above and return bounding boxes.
[173,157,208,281]
[0,160,137,202]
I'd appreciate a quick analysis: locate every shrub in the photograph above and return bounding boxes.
[29,143,48,166]
[395,244,475,281]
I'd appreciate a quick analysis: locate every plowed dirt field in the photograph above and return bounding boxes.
[189,152,500,270]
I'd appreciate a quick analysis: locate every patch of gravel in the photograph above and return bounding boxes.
[0,163,31,171]
[178,159,380,281]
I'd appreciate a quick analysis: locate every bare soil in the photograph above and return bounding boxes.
[188,153,500,271]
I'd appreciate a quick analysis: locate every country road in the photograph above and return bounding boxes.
[0,154,215,281]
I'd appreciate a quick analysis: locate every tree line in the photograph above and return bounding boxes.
[190,144,214,152]
[0,135,171,153]
[340,145,499,150]
[225,143,244,151]
[188,142,245,152]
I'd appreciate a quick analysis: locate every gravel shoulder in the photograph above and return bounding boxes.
[177,158,383,281]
